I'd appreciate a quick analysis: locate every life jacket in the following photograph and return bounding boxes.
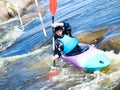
[58,35,79,55]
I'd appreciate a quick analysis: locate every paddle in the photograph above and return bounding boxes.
[46,0,58,79]
[49,0,57,67]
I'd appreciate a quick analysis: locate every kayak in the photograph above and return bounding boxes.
[61,43,110,72]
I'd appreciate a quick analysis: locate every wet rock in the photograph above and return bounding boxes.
[0,7,9,22]
[113,83,120,90]
[97,25,120,53]
[98,37,120,54]
[0,0,35,23]
[76,27,109,45]
[0,0,46,28]
[77,25,120,53]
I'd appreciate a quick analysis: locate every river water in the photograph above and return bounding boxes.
[0,0,120,90]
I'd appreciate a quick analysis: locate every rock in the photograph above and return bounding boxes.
[98,37,120,54]
[0,0,35,23]
[77,25,120,53]
[97,25,120,53]
[113,83,120,90]
[76,27,109,45]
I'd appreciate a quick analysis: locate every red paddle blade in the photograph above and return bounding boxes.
[49,0,57,16]
[45,67,59,79]
[46,70,58,79]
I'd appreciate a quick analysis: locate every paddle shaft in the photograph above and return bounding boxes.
[49,0,58,66]
[52,16,56,66]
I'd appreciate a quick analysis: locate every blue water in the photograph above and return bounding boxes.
[1,0,120,57]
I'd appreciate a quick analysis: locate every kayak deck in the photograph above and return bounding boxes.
[61,43,110,72]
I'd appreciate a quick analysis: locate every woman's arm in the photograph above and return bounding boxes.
[54,40,63,56]
[63,22,72,37]
[53,40,63,61]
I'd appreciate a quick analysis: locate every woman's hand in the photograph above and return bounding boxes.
[52,54,59,61]
[51,23,64,27]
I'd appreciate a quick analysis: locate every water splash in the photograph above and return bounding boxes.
[0,26,23,52]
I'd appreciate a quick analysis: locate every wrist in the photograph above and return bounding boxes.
[53,54,59,61]
[59,23,64,26]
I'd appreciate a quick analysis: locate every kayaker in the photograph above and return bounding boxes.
[52,22,86,61]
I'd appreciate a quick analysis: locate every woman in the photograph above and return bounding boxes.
[52,22,84,61]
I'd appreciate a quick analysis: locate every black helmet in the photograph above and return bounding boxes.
[54,26,63,32]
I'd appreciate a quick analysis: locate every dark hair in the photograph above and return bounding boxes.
[54,26,63,32]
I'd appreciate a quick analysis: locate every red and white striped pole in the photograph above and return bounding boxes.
[35,0,47,36]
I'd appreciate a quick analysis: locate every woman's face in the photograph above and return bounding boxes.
[55,29,63,36]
